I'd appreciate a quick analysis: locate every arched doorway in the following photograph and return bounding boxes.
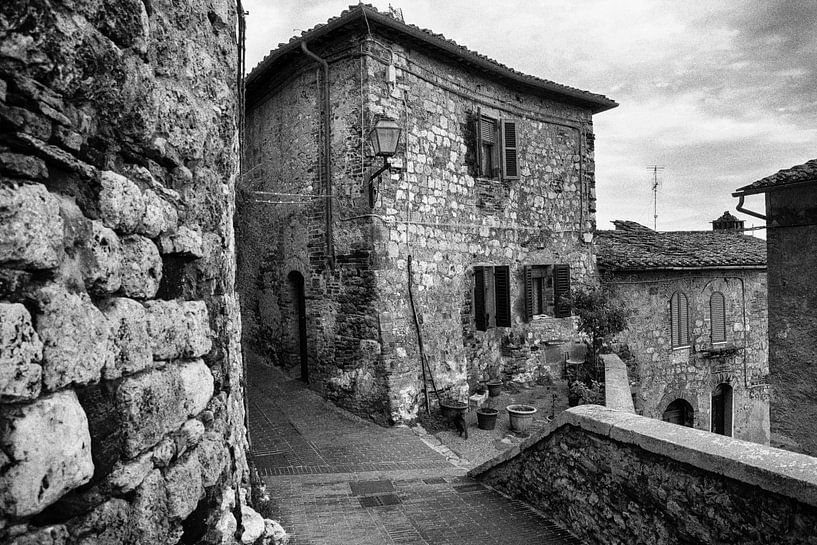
[662,399,694,427]
[287,271,308,382]
[711,383,733,436]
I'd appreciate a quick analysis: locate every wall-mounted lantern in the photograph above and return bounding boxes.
[365,117,402,206]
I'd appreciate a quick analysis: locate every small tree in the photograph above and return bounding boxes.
[564,283,631,374]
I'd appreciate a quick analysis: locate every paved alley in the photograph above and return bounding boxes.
[248,362,581,545]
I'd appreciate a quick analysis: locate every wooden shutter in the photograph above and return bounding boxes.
[671,292,690,347]
[711,292,726,343]
[523,265,533,322]
[553,264,571,318]
[473,108,482,177]
[474,267,486,331]
[501,120,519,179]
[494,266,511,327]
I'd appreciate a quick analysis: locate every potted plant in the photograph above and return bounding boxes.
[476,399,498,430]
[439,398,468,418]
[486,374,502,397]
[506,404,537,432]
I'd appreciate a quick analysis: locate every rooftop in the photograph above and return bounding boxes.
[246,3,617,114]
[733,158,817,196]
[596,221,766,271]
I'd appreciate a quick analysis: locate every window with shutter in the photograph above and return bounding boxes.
[494,266,511,327]
[710,292,726,343]
[553,264,571,318]
[474,267,486,331]
[523,265,533,322]
[670,292,690,348]
[501,120,519,179]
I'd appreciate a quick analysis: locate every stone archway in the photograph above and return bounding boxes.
[662,399,694,427]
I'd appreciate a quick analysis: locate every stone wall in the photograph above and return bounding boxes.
[605,270,769,444]
[766,184,817,455]
[0,1,264,543]
[471,405,817,545]
[241,28,599,423]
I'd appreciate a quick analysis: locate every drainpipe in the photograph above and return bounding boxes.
[301,40,334,269]
[735,195,767,221]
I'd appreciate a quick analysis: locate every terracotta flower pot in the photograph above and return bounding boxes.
[507,404,537,432]
[476,408,498,430]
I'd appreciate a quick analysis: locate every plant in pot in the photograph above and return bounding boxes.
[476,398,498,430]
[486,371,503,397]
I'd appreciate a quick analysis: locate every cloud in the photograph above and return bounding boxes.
[243,0,817,232]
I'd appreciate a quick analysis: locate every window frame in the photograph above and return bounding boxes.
[523,264,571,321]
[474,108,520,180]
[473,265,511,331]
[710,292,727,345]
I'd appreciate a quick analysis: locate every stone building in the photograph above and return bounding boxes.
[596,219,770,444]
[0,1,279,543]
[733,159,817,455]
[239,4,617,424]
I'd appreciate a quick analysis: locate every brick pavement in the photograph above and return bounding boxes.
[249,363,582,544]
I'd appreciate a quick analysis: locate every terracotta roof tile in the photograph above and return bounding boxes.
[734,158,817,195]
[596,225,766,271]
[246,4,617,113]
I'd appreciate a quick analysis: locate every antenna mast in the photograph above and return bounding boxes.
[646,165,665,230]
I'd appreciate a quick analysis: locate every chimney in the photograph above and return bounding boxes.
[712,211,744,232]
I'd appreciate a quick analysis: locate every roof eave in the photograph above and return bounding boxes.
[600,264,767,273]
[246,6,618,114]
[733,178,817,197]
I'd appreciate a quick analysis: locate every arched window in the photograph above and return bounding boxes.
[710,292,726,344]
[670,292,690,348]
[662,399,694,427]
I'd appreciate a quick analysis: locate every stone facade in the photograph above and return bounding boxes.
[239,6,615,424]
[734,163,817,455]
[606,270,770,444]
[0,0,267,543]
[472,405,817,545]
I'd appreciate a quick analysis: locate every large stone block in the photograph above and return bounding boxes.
[117,359,214,457]
[145,300,212,360]
[0,183,64,269]
[139,189,178,238]
[81,221,122,295]
[0,390,94,518]
[97,170,145,234]
[99,297,152,379]
[0,303,43,402]
[130,469,171,545]
[164,452,203,520]
[158,224,204,257]
[197,432,228,487]
[119,235,162,299]
[35,285,113,391]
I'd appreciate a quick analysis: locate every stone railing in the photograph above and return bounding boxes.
[470,405,817,544]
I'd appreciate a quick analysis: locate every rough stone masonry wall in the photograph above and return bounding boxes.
[0,1,258,543]
[766,185,817,455]
[607,269,769,444]
[365,37,595,421]
[472,405,817,545]
[240,38,392,423]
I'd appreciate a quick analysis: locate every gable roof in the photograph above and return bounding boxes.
[246,4,617,114]
[733,159,817,196]
[596,222,766,271]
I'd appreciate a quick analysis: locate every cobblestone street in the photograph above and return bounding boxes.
[248,362,581,545]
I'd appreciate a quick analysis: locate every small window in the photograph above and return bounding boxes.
[523,264,571,321]
[670,292,690,349]
[473,265,511,331]
[710,292,726,344]
[474,109,520,180]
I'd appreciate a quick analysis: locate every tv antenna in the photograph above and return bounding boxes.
[646,165,665,230]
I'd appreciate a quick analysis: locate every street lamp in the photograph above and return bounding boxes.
[364,117,402,206]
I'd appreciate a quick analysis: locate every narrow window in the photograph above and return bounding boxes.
[494,266,511,327]
[670,292,690,348]
[501,120,519,179]
[710,292,726,344]
[523,265,568,321]
[474,267,486,332]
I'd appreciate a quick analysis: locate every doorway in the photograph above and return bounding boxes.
[711,383,733,436]
[662,399,694,427]
[287,271,308,382]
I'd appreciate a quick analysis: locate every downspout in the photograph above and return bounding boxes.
[736,195,767,221]
[301,40,335,268]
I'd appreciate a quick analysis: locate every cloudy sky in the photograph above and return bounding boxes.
[243,0,816,233]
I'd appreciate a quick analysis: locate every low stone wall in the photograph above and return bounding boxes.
[470,405,817,545]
